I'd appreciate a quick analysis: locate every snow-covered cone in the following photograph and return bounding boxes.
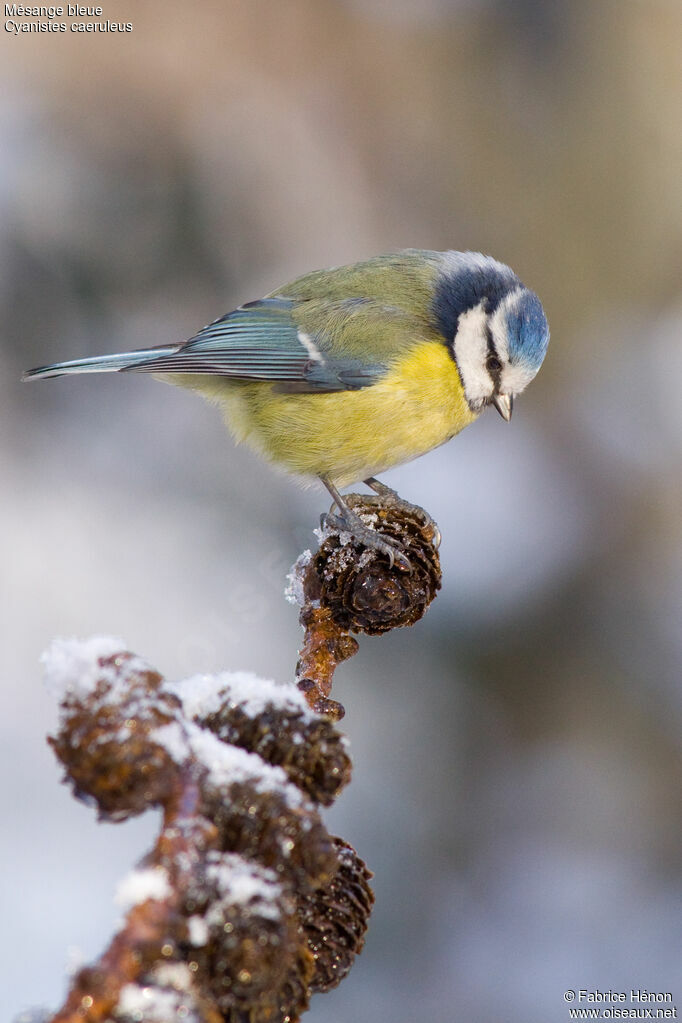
[41,638,372,1023]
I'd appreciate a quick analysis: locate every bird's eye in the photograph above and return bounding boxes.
[486,355,502,374]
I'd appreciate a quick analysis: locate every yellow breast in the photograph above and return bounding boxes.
[165,341,478,487]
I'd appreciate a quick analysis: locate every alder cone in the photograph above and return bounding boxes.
[312,496,442,636]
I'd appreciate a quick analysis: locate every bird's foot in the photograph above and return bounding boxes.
[321,506,412,572]
[363,477,441,548]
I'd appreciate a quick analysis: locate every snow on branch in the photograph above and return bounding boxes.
[42,641,367,1022]
[33,494,441,1023]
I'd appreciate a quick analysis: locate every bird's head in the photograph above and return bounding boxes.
[434,252,550,420]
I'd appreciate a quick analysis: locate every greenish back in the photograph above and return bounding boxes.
[270,250,442,317]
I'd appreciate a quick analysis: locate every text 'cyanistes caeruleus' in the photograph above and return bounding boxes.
[24,250,549,566]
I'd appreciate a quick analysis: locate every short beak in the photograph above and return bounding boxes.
[493,393,513,422]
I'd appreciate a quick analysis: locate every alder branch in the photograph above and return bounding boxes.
[36,495,441,1023]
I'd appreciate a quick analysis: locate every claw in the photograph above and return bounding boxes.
[322,510,412,572]
[319,477,424,572]
[364,477,441,547]
[363,477,399,501]
[392,549,412,573]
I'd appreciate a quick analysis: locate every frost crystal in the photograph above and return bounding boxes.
[284,549,312,606]
[206,853,282,918]
[115,867,171,911]
[187,728,305,809]
[164,672,227,720]
[42,635,127,699]
[169,670,312,721]
[150,722,189,763]
[150,963,194,991]
[187,914,210,947]
[116,983,192,1020]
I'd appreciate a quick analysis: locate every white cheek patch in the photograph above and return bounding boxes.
[500,361,536,395]
[452,303,493,406]
[489,286,538,395]
[488,285,524,363]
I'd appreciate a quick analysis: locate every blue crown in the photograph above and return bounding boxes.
[506,290,550,371]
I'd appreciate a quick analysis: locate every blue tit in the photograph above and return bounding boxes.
[24,250,549,565]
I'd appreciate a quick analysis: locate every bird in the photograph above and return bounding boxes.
[24,249,549,568]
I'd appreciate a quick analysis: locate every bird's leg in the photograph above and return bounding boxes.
[363,477,441,548]
[320,477,411,571]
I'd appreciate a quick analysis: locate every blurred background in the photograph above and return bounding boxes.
[2,0,682,1019]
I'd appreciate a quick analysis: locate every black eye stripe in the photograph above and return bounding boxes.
[485,325,503,385]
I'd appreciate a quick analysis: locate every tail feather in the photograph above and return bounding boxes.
[22,346,180,381]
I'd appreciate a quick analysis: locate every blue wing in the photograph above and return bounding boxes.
[132,299,305,377]
[24,297,404,392]
[122,297,388,393]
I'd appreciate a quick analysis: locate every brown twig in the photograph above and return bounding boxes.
[290,495,442,720]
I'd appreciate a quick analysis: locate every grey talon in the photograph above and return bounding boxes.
[320,475,418,571]
[364,476,440,545]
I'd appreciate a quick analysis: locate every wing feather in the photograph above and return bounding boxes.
[121,295,420,392]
